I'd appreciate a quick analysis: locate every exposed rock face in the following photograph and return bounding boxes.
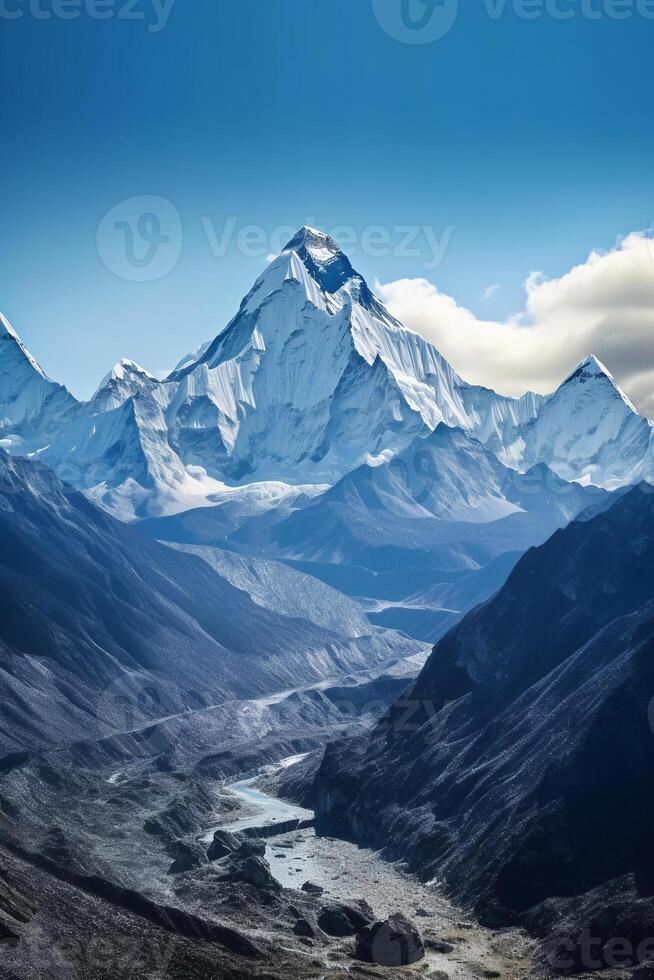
[355,913,425,966]
[141,783,218,844]
[0,864,35,945]
[166,839,208,875]
[314,484,654,961]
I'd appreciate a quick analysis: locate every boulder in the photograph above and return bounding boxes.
[293,917,316,938]
[220,855,280,892]
[207,829,264,862]
[214,843,280,893]
[301,881,324,896]
[318,900,374,937]
[166,838,208,875]
[355,913,425,966]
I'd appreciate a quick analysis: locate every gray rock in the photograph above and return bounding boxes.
[207,829,264,862]
[166,838,208,875]
[293,917,316,938]
[301,881,324,896]
[318,900,374,937]
[214,843,280,892]
[355,913,425,966]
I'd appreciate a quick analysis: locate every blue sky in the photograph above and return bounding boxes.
[1,0,652,398]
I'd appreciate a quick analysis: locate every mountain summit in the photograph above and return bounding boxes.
[165,224,482,487]
[1,227,653,516]
[0,312,76,450]
[503,351,653,487]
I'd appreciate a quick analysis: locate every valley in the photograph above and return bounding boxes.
[0,668,544,980]
[2,227,654,977]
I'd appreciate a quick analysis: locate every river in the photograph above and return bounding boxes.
[198,756,540,979]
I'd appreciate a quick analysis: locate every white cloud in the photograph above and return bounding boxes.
[482,283,500,300]
[376,232,654,418]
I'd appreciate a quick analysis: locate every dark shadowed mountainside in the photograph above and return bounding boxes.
[314,483,654,968]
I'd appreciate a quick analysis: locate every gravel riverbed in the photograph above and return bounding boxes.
[203,760,545,980]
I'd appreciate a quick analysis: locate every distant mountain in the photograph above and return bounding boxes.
[491,355,654,489]
[146,424,608,641]
[40,364,219,521]
[0,314,77,453]
[264,424,610,639]
[314,483,654,961]
[2,227,652,518]
[0,449,416,755]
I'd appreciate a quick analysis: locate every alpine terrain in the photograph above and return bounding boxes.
[1,225,653,979]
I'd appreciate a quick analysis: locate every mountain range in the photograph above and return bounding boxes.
[3,223,654,977]
[3,225,653,647]
[2,227,653,524]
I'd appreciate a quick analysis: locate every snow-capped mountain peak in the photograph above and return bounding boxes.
[4,223,654,517]
[281,225,361,293]
[285,224,343,259]
[162,225,479,485]
[0,313,76,450]
[504,351,653,488]
[562,353,640,415]
[0,312,49,379]
[565,353,612,381]
[95,358,157,394]
[91,357,162,414]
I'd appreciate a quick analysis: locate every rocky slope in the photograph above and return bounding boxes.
[0,449,417,755]
[313,483,654,968]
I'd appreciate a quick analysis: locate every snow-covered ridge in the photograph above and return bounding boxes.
[98,358,157,388]
[1,225,653,518]
[0,312,50,380]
